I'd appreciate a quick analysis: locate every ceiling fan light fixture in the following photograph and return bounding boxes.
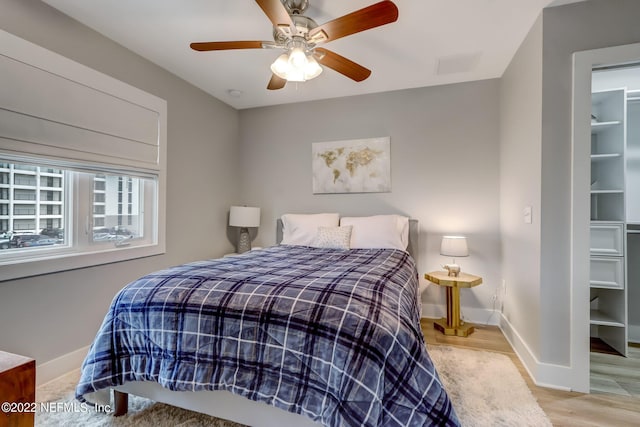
[288,47,307,68]
[303,55,323,79]
[270,53,290,77]
[284,67,306,82]
[270,49,322,82]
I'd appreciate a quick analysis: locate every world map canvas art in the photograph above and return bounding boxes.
[312,137,391,194]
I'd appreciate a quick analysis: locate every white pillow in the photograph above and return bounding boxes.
[281,213,340,246]
[313,226,352,250]
[340,215,409,250]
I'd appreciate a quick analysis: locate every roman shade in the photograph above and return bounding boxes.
[0,30,166,174]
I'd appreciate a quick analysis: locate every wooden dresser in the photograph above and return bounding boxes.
[0,351,35,427]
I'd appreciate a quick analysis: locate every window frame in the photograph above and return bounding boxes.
[0,30,166,282]
[0,163,162,281]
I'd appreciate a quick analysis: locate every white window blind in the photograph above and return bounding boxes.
[0,30,166,173]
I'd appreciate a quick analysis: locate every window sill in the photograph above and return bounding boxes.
[0,242,165,282]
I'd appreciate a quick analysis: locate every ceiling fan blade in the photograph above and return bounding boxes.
[190,41,267,51]
[267,74,287,90]
[309,1,398,44]
[314,48,371,82]
[255,0,295,32]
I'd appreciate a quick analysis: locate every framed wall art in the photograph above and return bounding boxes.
[312,137,391,194]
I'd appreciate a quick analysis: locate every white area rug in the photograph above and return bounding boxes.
[428,345,551,427]
[35,345,550,426]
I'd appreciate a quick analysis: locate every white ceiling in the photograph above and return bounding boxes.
[42,0,585,110]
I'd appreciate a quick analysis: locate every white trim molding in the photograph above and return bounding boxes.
[36,345,89,387]
[421,303,502,327]
[571,42,640,393]
[499,313,572,391]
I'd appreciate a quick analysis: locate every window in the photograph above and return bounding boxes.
[0,159,159,276]
[14,189,36,201]
[1,30,166,281]
[91,174,146,243]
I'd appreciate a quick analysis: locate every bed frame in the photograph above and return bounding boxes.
[113,219,419,426]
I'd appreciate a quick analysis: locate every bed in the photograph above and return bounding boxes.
[76,216,460,426]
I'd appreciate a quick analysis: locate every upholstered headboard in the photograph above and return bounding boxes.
[276,218,419,259]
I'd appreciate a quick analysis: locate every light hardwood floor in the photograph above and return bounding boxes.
[421,319,640,427]
[590,344,640,397]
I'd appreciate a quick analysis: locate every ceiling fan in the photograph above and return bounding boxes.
[190,0,399,90]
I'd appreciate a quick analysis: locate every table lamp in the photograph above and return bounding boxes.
[440,236,468,277]
[229,206,260,253]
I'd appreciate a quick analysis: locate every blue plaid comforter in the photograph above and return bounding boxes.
[76,245,459,427]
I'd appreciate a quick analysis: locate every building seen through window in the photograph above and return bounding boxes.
[0,162,144,251]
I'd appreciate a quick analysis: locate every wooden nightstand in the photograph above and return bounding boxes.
[0,351,35,427]
[425,271,483,337]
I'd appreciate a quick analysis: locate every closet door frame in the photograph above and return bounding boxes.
[572,42,640,393]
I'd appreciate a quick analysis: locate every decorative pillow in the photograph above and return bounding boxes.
[340,215,409,250]
[281,213,340,246]
[313,226,352,250]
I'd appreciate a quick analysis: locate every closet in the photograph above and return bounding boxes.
[590,66,640,357]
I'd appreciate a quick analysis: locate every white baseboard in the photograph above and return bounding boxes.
[498,314,573,392]
[421,302,501,326]
[37,345,89,386]
[421,304,576,391]
[628,323,640,344]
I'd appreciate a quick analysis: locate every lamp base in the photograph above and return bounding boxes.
[237,228,251,254]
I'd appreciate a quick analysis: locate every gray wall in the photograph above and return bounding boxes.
[498,0,640,368]
[0,0,240,366]
[499,16,543,360]
[239,80,502,318]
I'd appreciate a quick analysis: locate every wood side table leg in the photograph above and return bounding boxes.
[436,285,475,337]
[446,287,462,329]
[446,287,452,326]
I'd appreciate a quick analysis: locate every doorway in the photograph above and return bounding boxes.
[589,64,640,395]
[572,43,640,396]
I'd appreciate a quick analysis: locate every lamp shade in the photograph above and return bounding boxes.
[440,236,469,257]
[229,206,260,228]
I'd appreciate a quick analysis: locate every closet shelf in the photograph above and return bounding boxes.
[590,189,624,194]
[590,309,625,327]
[591,121,622,133]
[590,280,623,290]
[589,87,630,356]
[591,153,622,161]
